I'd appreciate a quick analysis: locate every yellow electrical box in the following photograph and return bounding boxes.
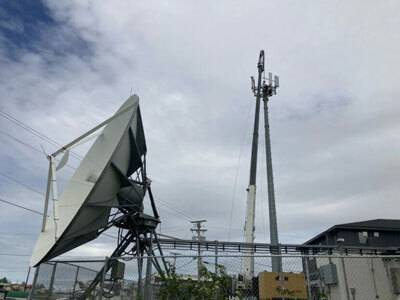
[258,272,307,300]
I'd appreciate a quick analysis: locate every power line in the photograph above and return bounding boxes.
[155,201,192,221]
[0,197,119,240]
[0,111,61,147]
[0,168,193,232]
[158,233,182,240]
[0,163,193,224]
[0,111,83,161]
[0,130,76,170]
[0,110,116,172]
[0,112,197,224]
[154,196,194,220]
[0,199,119,240]
[0,189,186,241]
[161,225,189,230]
[0,130,45,155]
[0,254,31,257]
[0,198,43,216]
[0,235,36,240]
[228,101,253,241]
[154,195,198,220]
[154,199,191,219]
[0,171,44,197]
[175,257,196,270]
[0,111,200,239]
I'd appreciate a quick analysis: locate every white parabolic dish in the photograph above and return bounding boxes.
[30,95,146,266]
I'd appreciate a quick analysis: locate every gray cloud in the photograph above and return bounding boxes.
[1,0,400,282]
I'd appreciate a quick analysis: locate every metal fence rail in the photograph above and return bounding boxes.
[158,239,400,255]
[30,254,400,299]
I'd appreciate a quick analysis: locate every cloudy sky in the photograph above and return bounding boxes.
[1,0,400,282]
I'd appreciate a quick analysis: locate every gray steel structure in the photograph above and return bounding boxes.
[244,50,282,275]
[30,96,170,299]
[249,52,264,187]
[157,238,400,255]
[243,51,264,278]
[261,67,281,273]
[31,97,148,266]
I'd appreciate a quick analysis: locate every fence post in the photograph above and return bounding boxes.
[24,267,31,291]
[72,266,80,295]
[215,240,218,274]
[339,245,351,300]
[370,257,379,298]
[138,253,143,298]
[99,257,109,300]
[30,264,40,298]
[279,260,284,300]
[197,241,201,281]
[144,231,153,300]
[303,254,312,299]
[47,262,57,299]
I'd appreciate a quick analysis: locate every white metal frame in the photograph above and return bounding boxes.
[40,103,136,239]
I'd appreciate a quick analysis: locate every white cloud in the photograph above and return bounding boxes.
[1,0,400,281]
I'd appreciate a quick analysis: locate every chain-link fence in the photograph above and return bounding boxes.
[30,254,400,299]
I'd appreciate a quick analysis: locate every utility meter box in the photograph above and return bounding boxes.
[390,268,400,293]
[320,264,338,285]
[258,272,307,300]
[111,261,125,280]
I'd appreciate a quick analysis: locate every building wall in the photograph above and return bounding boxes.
[315,256,400,300]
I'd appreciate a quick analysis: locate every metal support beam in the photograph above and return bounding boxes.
[339,244,351,300]
[52,102,135,157]
[41,162,52,232]
[72,266,80,295]
[153,232,170,276]
[50,156,60,240]
[47,262,57,299]
[30,265,40,297]
[262,97,281,272]
[243,50,264,279]
[99,257,108,300]
[215,241,218,274]
[144,232,153,300]
[304,255,312,299]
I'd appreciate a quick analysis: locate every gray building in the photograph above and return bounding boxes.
[303,219,400,299]
[304,219,400,249]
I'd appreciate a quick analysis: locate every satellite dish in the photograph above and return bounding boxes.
[30,95,168,288]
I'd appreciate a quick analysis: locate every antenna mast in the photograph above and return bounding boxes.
[262,69,281,273]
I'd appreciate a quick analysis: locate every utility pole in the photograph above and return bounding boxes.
[170,252,181,269]
[191,220,207,281]
[243,50,264,279]
[261,70,282,273]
